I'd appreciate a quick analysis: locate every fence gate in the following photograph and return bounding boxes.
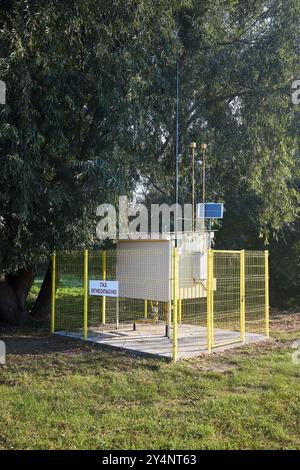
[204,250,269,352]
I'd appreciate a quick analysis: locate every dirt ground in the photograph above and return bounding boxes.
[1,310,299,368]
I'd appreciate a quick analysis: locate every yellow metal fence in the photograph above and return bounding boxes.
[204,250,268,351]
[51,248,269,361]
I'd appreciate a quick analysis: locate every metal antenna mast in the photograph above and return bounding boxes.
[201,143,207,232]
[175,13,179,247]
[190,142,197,232]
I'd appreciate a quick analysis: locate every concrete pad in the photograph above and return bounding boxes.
[55,323,268,361]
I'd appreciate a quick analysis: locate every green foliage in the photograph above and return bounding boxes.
[0,0,182,271]
[141,0,300,241]
[269,219,300,307]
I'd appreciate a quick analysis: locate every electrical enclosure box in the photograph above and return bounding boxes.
[116,233,212,302]
[193,252,207,282]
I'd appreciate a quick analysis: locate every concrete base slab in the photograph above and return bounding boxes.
[55,323,268,361]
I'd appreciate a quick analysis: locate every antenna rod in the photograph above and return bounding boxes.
[175,40,179,246]
[201,143,207,232]
[190,142,197,232]
[201,143,207,204]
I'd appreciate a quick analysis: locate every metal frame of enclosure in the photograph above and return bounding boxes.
[51,246,269,361]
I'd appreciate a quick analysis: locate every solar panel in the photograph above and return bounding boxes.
[197,203,224,219]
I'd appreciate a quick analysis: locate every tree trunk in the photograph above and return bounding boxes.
[0,274,24,324]
[6,269,34,311]
[30,262,53,319]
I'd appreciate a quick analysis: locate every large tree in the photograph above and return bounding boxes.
[141,0,300,238]
[0,0,182,322]
[140,0,300,307]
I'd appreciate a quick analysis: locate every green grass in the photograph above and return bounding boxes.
[0,313,300,450]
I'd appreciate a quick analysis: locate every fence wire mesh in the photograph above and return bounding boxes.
[177,251,207,327]
[52,247,268,357]
[245,251,266,334]
[55,251,84,333]
[212,251,242,347]
[55,247,172,337]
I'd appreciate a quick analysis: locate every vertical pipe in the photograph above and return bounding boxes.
[178,299,182,324]
[166,244,172,338]
[240,250,246,343]
[167,300,172,338]
[51,251,56,334]
[84,249,88,340]
[102,251,106,325]
[172,247,178,362]
[190,142,197,232]
[190,143,196,232]
[201,143,207,233]
[192,148,195,232]
[116,298,119,330]
[206,249,212,353]
[265,250,270,338]
[164,302,168,337]
[202,146,206,205]
[144,299,148,319]
[164,302,168,321]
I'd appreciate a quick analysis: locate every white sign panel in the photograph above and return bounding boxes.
[89,280,119,297]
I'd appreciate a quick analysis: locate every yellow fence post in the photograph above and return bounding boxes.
[144,300,148,319]
[240,250,246,343]
[211,250,214,347]
[207,249,212,353]
[265,250,270,338]
[172,247,178,362]
[102,251,106,325]
[51,251,56,334]
[84,249,88,340]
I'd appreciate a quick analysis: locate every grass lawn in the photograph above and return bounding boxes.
[0,311,300,450]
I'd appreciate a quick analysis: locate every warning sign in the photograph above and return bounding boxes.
[89,280,119,297]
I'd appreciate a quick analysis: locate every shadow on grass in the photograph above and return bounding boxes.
[0,322,163,373]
